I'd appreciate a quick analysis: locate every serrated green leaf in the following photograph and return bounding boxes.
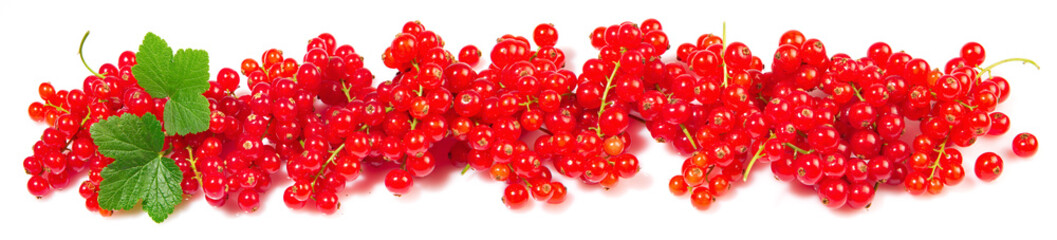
[132,33,173,98]
[98,155,183,223]
[92,112,183,223]
[89,113,165,162]
[130,32,210,136]
[164,93,210,135]
[170,48,210,95]
[132,32,210,99]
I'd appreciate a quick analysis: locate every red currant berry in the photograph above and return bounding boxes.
[817,178,849,208]
[987,112,1010,136]
[314,190,340,214]
[960,42,986,67]
[237,189,260,213]
[384,169,413,196]
[846,181,875,209]
[975,152,1003,182]
[502,183,529,209]
[794,154,823,186]
[904,172,927,195]
[547,182,567,204]
[1012,132,1038,157]
[27,175,51,198]
[458,45,481,66]
[283,186,306,209]
[533,23,558,48]
[669,175,689,196]
[689,187,714,210]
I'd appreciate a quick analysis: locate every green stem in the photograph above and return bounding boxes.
[595,61,622,137]
[186,147,204,187]
[742,133,776,181]
[978,57,1040,78]
[721,21,729,87]
[78,31,105,79]
[520,174,532,188]
[742,140,768,181]
[851,84,866,101]
[340,82,354,102]
[518,96,537,111]
[957,100,977,111]
[44,102,69,114]
[927,141,947,181]
[311,144,346,187]
[597,62,622,116]
[460,163,471,175]
[783,142,814,155]
[680,124,698,150]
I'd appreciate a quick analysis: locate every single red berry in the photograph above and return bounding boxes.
[314,190,340,214]
[458,45,481,66]
[689,187,714,210]
[27,175,51,198]
[867,42,892,67]
[975,152,1003,182]
[547,182,567,204]
[1012,133,1038,157]
[779,30,805,46]
[283,186,306,209]
[502,183,529,209]
[385,169,413,196]
[927,177,944,195]
[708,175,730,197]
[960,42,986,67]
[799,38,827,67]
[533,23,558,48]
[987,112,1010,135]
[529,182,554,202]
[668,175,688,196]
[904,171,927,195]
[217,67,240,92]
[846,182,875,209]
[78,180,98,198]
[598,107,629,136]
[773,44,801,73]
[237,189,260,213]
[794,154,823,185]
[817,178,849,208]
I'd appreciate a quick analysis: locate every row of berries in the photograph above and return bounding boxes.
[23,20,1038,217]
[662,29,1038,209]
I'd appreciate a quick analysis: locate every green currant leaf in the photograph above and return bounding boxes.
[91,113,184,223]
[163,92,210,136]
[89,113,165,163]
[131,32,210,135]
[98,155,182,223]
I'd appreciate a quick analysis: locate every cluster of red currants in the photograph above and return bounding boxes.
[673,29,1037,210]
[25,50,148,216]
[768,31,1039,207]
[427,21,578,207]
[217,34,376,214]
[655,27,766,210]
[22,20,1040,217]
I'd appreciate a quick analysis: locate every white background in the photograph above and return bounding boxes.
[1,0,1054,239]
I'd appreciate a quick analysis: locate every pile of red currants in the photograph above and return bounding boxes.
[21,19,1039,218]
